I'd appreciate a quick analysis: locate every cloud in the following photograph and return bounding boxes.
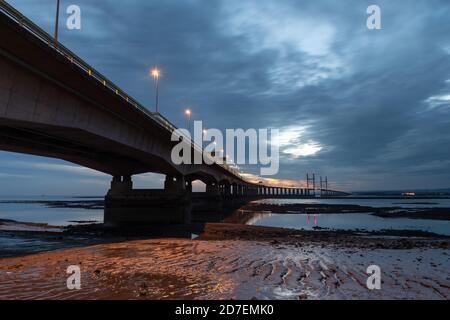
[284,142,323,158]
[220,0,345,92]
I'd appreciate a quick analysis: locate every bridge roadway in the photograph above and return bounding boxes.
[0,2,349,226]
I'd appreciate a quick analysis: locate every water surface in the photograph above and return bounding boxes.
[0,196,103,226]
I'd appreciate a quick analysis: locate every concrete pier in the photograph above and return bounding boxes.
[104,176,191,227]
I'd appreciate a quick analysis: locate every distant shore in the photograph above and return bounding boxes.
[0,200,104,210]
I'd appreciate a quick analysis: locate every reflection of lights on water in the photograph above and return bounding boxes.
[245,211,322,229]
[307,214,318,226]
[245,212,273,225]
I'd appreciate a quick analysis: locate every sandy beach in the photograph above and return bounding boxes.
[0,223,449,300]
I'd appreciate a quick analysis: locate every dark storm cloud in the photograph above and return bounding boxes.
[3,0,450,192]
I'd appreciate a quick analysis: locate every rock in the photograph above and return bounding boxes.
[298,293,308,300]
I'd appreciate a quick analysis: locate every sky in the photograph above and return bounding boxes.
[1,0,450,195]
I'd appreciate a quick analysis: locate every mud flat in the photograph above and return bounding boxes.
[0,223,449,300]
[241,202,450,221]
[372,208,450,220]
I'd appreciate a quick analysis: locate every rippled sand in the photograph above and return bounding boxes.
[1,224,449,300]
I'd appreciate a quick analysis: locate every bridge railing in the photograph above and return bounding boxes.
[0,0,246,182]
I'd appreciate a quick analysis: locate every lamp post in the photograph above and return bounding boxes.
[185,108,192,134]
[151,68,160,113]
[54,0,60,42]
[202,129,208,148]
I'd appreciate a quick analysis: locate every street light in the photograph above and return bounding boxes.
[54,0,60,42]
[202,129,208,148]
[151,67,161,113]
[185,108,192,134]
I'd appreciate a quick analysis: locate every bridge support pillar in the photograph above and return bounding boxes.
[206,183,220,195]
[164,175,186,193]
[104,174,191,228]
[191,183,224,219]
[186,180,193,193]
[233,185,239,196]
[109,175,133,195]
[224,184,231,196]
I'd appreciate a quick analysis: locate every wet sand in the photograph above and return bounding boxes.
[0,223,449,300]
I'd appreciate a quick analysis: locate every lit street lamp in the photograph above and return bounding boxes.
[185,108,192,134]
[151,68,161,113]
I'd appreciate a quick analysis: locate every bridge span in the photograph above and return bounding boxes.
[0,2,349,226]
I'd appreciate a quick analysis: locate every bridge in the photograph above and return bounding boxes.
[0,2,349,226]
